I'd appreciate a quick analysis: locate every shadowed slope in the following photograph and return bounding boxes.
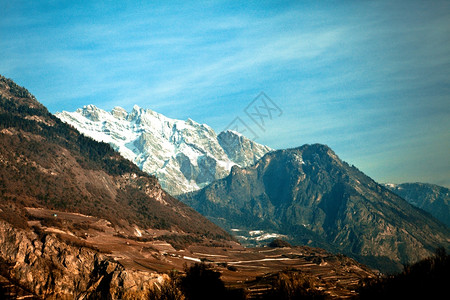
[181,145,450,272]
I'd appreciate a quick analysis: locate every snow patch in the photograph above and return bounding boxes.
[183,256,202,262]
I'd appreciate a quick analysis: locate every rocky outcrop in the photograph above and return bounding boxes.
[218,130,272,167]
[0,220,166,299]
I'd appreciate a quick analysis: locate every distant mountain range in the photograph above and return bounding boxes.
[56,106,271,195]
[384,183,450,227]
[180,145,450,272]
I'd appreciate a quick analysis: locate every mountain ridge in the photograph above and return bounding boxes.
[56,105,272,195]
[180,144,450,272]
[384,182,450,227]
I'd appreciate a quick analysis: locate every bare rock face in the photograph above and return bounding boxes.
[0,220,165,299]
[217,130,272,167]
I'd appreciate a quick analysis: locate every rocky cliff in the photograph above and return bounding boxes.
[0,220,166,299]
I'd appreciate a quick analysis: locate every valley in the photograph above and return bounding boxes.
[15,207,376,299]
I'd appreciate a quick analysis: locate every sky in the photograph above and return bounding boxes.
[1,0,449,187]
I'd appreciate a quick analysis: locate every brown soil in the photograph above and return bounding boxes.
[25,207,375,299]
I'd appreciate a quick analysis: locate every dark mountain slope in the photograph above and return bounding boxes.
[0,74,231,240]
[181,145,450,272]
[384,183,449,227]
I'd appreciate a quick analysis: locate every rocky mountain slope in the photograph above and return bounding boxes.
[0,75,235,298]
[0,219,166,299]
[384,183,450,227]
[56,105,271,195]
[180,145,450,272]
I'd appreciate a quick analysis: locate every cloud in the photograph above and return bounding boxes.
[1,0,449,186]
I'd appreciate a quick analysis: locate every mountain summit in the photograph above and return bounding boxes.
[56,105,271,195]
[181,144,450,272]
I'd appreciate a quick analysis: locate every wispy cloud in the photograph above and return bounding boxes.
[1,0,449,186]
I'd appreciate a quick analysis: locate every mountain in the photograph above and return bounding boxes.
[180,145,450,272]
[0,76,230,238]
[0,75,235,297]
[56,105,271,195]
[384,183,450,227]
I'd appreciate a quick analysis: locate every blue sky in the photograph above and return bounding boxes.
[1,0,449,187]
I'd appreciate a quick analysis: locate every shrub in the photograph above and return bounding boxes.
[227,265,238,272]
[268,238,291,248]
[180,263,225,300]
[262,270,326,300]
[180,263,245,300]
[149,271,184,300]
[357,247,450,299]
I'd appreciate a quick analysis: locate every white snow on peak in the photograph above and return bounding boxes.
[111,106,128,119]
[384,183,398,188]
[56,105,272,195]
[223,129,244,137]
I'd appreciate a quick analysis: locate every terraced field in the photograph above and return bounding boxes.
[24,207,376,298]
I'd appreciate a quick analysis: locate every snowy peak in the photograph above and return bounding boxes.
[76,104,105,121]
[111,106,128,119]
[56,105,272,195]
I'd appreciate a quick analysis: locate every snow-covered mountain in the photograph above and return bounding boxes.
[56,105,272,195]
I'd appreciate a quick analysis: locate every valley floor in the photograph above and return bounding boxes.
[21,207,376,299]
